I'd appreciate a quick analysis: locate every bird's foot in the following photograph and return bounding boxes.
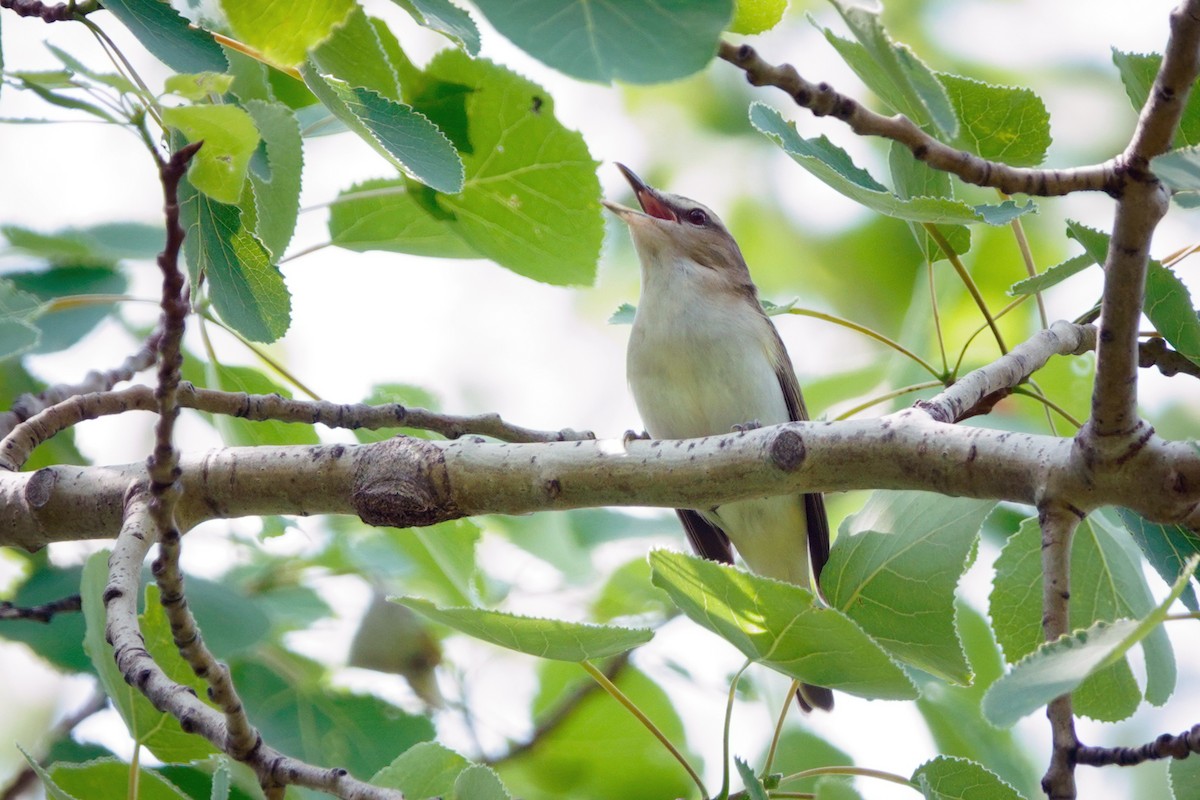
[731,419,763,433]
[622,428,650,446]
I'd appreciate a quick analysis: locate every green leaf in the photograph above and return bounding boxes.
[231,655,434,777]
[888,141,970,262]
[453,765,512,800]
[1170,755,1200,800]
[339,519,484,608]
[471,0,732,84]
[649,550,917,699]
[99,0,226,73]
[80,553,218,764]
[938,73,1050,167]
[180,179,291,342]
[751,104,1030,225]
[816,777,866,800]
[608,303,636,325]
[0,278,45,359]
[736,757,769,800]
[729,0,788,35]
[163,105,261,204]
[7,265,126,354]
[17,743,79,800]
[12,77,119,123]
[391,0,481,55]
[592,557,674,622]
[825,492,994,683]
[301,68,464,193]
[1008,254,1093,296]
[911,756,1023,800]
[417,51,604,284]
[1151,146,1200,191]
[196,363,319,447]
[1116,508,1200,612]
[1113,50,1200,147]
[983,554,1196,727]
[395,596,653,660]
[242,100,303,259]
[49,760,190,800]
[1146,261,1200,363]
[329,178,478,258]
[372,741,471,799]
[2,221,163,262]
[310,5,401,101]
[222,0,355,68]
[164,72,235,100]
[820,2,956,138]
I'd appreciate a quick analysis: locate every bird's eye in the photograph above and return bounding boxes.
[685,208,709,226]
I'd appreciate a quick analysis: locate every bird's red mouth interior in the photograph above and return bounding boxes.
[635,188,677,222]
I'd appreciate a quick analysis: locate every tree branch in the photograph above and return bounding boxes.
[1075,725,1200,766]
[0,0,100,22]
[0,593,80,622]
[717,41,1115,197]
[1139,336,1200,379]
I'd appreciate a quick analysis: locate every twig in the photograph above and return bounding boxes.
[1075,725,1200,766]
[917,322,1096,424]
[0,383,595,472]
[717,41,1115,197]
[926,223,1008,355]
[1139,337,1200,379]
[0,0,99,22]
[0,594,81,622]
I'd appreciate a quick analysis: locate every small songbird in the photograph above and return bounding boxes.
[604,164,833,712]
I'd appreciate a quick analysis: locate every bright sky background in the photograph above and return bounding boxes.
[0,1,1194,798]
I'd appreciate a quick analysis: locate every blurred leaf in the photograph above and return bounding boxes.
[2,222,163,262]
[180,179,291,343]
[373,741,471,799]
[1116,508,1200,612]
[164,105,261,204]
[939,73,1051,167]
[816,777,865,800]
[983,555,1194,727]
[6,76,117,122]
[1170,755,1200,800]
[310,6,401,101]
[49,760,189,800]
[391,0,481,55]
[396,596,653,660]
[1151,145,1200,191]
[45,44,136,93]
[736,757,769,800]
[649,550,917,699]
[472,0,731,84]
[232,654,434,777]
[102,0,225,73]
[1008,254,1092,296]
[301,69,464,193]
[200,363,319,446]
[222,0,355,69]
[352,383,444,443]
[829,492,993,682]
[349,593,443,706]
[591,557,673,622]
[0,557,89,672]
[242,100,303,260]
[498,661,694,800]
[1113,50,1200,147]
[752,104,1031,225]
[17,743,79,800]
[767,729,854,796]
[339,519,483,606]
[453,765,512,800]
[417,51,603,285]
[729,0,787,34]
[8,265,126,354]
[0,278,44,359]
[911,756,1023,800]
[820,2,956,137]
[329,178,479,258]
[164,72,234,100]
[80,553,218,764]
[888,141,970,262]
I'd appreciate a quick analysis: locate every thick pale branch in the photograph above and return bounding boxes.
[104,497,403,800]
[717,41,1114,196]
[1038,503,1082,799]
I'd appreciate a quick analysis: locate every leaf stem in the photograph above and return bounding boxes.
[924,223,1007,354]
[778,765,916,791]
[1000,191,1049,329]
[785,308,943,380]
[762,679,799,778]
[718,660,754,800]
[833,380,944,420]
[580,660,708,799]
[199,311,322,401]
[927,258,949,375]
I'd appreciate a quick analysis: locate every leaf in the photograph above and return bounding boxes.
[1170,755,1200,800]
[888,141,970,262]
[417,51,603,285]
[825,492,994,683]
[452,765,512,800]
[982,555,1196,727]
[164,72,235,100]
[751,104,1031,225]
[12,77,119,123]
[395,597,653,660]
[816,777,866,800]
[372,741,471,799]
[100,0,226,73]
[328,178,478,258]
[1151,146,1200,191]
[736,757,769,800]
[180,179,291,342]
[301,69,464,193]
[221,0,355,69]
[17,743,80,800]
[0,278,45,360]
[649,550,917,700]
[339,519,484,608]
[729,0,788,35]
[2,221,163,262]
[1113,50,1200,147]
[820,2,956,138]
[49,760,190,800]
[163,105,261,204]
[241,100,303,259]
[7,265,126,354]
[1008,254,1092,296]
[1116,508,1200,612]
[911,756,1024,800]
[391,0,481,56]
[471,0,732,84]
[310,5,401,101]
[199,363,320,447]
[938,73,1051,167]
[80,553,218,764]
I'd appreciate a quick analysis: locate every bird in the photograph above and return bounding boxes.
[603,163,833,712]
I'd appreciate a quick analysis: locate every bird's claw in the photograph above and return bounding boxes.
[622,429,650,445]
[731,419,763,433]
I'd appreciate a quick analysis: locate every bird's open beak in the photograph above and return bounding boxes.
[602,163,678,223]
